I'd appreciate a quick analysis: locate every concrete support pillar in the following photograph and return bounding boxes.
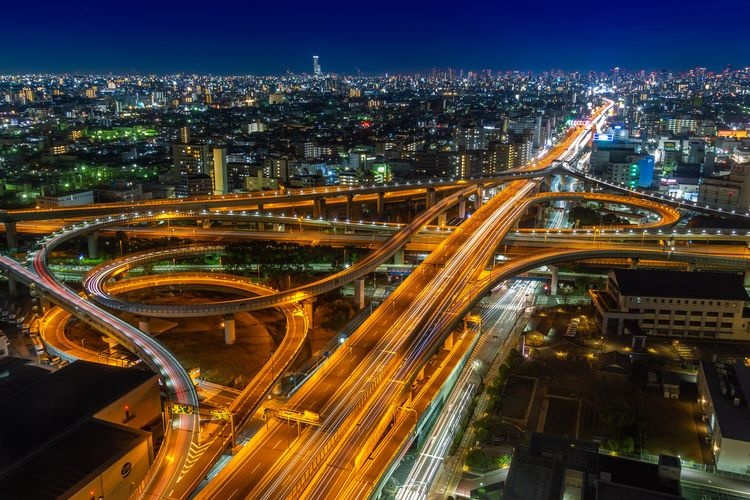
[8,277,18,300]
[550,265,559,296]
[443,331,454,350]
[138,318,150,334]
[686,263,695,272]
[536,205,545,225]
[475,185,484,208]
[629,257,639,270]
[202,219,212,229]
[354,279,365,310]
[631,335,646,350]
[303,298,316,329]
[376,192,385,217]
[272,223,283,232]
[257,203,264,212]
[4,221,18,251]
[437,212,447,227]
[87,234,98,260]
[542,175,552,192]
[224,314,236,345]
[393,249,405,265]
[745,269,750,288]
[417,365,425,382]
[346,193,354,221]
[313,198,326,219]
[458,197,466,219]
[426,188,436,209]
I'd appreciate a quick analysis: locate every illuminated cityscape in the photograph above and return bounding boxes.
[2,2,750,500]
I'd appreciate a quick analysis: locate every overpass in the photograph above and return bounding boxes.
[196,100,616,498]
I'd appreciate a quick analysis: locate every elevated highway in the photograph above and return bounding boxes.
[198,101,615,498]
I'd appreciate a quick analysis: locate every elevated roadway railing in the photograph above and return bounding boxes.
[73,185,479,317]
[557,163,750,220]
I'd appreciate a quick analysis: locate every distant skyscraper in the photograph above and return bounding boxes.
[212,147,228,195]
[172,144,210,176]
[313,55,321,77]
[179,126,190,144]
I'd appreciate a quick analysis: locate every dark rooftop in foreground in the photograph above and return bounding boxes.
[502,433,684,499]
[0,419,149,499]
[612,269,748,301]
[700,359,750,442]
[0,359,155,473]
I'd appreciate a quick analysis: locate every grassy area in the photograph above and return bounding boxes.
[641,388,703,461]
[543,397,580,437]
[498,375,536,421]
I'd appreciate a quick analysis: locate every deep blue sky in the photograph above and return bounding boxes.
[3,0,748,74]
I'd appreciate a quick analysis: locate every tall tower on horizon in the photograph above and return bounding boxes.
[313,55,321,77]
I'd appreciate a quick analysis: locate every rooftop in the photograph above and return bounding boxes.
[612,269,748,302]
[700,359,750,442]
[0,419,149,499]
[0,360,156,473]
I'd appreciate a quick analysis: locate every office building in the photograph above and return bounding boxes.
[176,174,213,197]
[0,358,161,499]
[172,144,210,176]
[590,269,750,341]
[697,359,750,475]
[212,147,228,195]
[313,55,321,77]
[179,126,190,144]
[698,164,750,211]
[36,190,95,208]
[502,433,684,499]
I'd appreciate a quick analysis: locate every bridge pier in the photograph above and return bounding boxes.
[475,185,484,208]
[458,197,466,219]
[550,265,559,296]
[376,192,385,218]
[201,218,212,230]
[425,187,436,209]
[303,298,316,329]
[346,193,354,220]
[745,269,750,288]
[256,203,264,212]
[354,279,365,310]
[313,198,326,219]
[87,234,98,260]
[5,221,18,251]
[443,331,454,350]
[7,277,18,300]
[393,249,404,265]
[138,318,150,334]
[536,205,545,225]
[437,212,447,227]
[417,365,425,382]
[224,314,236,345]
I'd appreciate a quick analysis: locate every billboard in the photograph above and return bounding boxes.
[717,130,748,138]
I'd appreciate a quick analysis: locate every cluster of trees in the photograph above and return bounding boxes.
[600,404,636,453]
[568,204,630,227]
[223,242,366,290]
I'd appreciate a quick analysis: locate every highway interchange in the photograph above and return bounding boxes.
[3,98,750,498]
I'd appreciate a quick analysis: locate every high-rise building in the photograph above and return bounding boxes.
[172,144,210,176]
[179,126,190,144]
[212,148,228,195]
[313,55,321,77]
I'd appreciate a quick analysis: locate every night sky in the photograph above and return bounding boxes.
[3,0,748,74]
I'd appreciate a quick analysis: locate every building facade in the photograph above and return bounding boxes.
[697,360,750,475]
[590,269,750,341]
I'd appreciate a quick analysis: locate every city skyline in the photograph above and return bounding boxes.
[3,0,749,75]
